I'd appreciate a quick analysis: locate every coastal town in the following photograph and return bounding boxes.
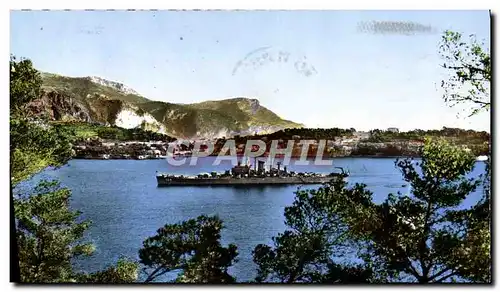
[72,126,487,160]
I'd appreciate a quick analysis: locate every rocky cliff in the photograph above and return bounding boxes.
[27,90,92,122]
[88,76,140,96]
[31,72,303,139]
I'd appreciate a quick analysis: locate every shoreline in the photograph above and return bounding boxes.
[70,155,417,161]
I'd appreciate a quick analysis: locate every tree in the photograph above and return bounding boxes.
[252,181,373,283]
[10,56,138,283]
[14,180,140,283]
[344,138,489,282]
[438,30,491,283]
[139,215,238,283]
[15,181,95,282]
[254,138,490,283]
[79,259,139,283]
[10,55,43,116]
[11,55,78,282]
[439,30,490,117]
[10,118,74,185]
[10,56,74,185]
[13,179,142,283]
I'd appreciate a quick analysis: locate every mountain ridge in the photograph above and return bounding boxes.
[31,71,303,139]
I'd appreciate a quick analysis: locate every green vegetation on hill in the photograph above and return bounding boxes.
[189,98,302,128]
[37,74,303,138]
[40,72,149,104]
[248,127,355,141]
[364,128,489,156]
[51,121,176,142]
[226,126,489,157]
[366,127,489,143]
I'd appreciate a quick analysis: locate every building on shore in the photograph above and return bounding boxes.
[354,131,371,140]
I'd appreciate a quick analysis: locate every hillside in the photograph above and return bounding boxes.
[29,72,303,139]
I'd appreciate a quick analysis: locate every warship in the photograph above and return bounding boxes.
[156,158,349,187]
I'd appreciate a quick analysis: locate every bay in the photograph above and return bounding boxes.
[16,157,486,282]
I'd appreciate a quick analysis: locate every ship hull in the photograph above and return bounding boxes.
[156,176,342,186]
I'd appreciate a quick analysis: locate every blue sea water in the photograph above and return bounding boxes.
[15,157,486,282]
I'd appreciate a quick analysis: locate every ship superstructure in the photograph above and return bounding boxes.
[156,157,348,186]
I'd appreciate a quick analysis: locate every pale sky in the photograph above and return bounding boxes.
[10,10,490,132]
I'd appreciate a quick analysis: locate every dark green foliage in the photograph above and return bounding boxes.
[10,55,43,116]
[193,31,490,283]
[79,258,139,283]
[14,179,139,283]
[253,231,332,283]
[253,180,373,283]
[250,127,355,141]
[347,139,489,282]
[351,143,412,157]
[10,57,74,185]
[253,138,490,283]
[11,56,81,283]
[95,125,175,142]
[439,30,490,116]
[436,32,491,281]
[366,127,489,144]
[139,215,238,283]
[10,119,74,185]
[362,127,489,156]
[15,181,93,282]
[238,126,489,157]
[320,263,373,284]
[11,56,139,283]
[49,121,175,143]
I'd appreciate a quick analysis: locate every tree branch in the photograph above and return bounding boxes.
[447,95,490,105]
[406,260,421,279]
[419,185,436,281]
[287,251,307,283]
[144,264,169,283]
[428,267,452,282]
[444,64,489,76]
[434,271,459,283]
